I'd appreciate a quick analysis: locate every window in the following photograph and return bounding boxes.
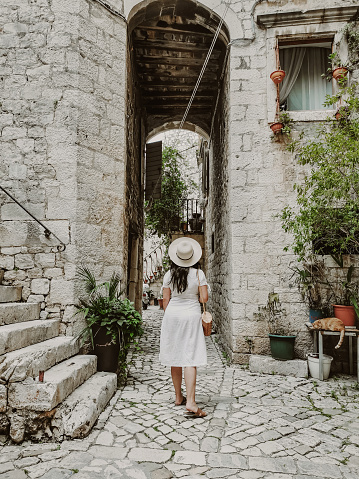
[279,42,333,111]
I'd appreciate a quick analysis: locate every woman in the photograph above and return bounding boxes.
[159,237,209,418]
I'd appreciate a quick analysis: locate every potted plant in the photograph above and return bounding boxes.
[265,293,296,360]
[75,266,143,373]
[270,111,293,136]
[270,69,286,84]
[327,263,359,327]
[322,52,350,82]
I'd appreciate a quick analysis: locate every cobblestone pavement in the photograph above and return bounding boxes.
[1,306,359,479]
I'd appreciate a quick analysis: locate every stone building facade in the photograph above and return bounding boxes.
[1,0,359,367]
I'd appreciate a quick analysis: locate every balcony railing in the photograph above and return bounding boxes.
[178,198,204,234]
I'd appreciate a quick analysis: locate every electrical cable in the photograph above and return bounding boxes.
[178,2,230,130]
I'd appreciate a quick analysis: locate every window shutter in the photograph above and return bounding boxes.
[145,141,162,201]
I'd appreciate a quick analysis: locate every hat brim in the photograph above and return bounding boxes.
[168,237,202,267]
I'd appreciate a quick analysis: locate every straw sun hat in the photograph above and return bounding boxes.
[168,238,202,267]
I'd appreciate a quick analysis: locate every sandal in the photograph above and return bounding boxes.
[185,407,207,418]
[175,396,186,406]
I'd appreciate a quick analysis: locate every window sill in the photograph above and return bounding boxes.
[286,110,335,122]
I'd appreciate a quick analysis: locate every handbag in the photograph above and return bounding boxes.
[197,270,212,336]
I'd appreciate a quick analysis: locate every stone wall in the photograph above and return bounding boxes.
[223,0,359,363]
[206,60,231,357]
[0,0,128,335]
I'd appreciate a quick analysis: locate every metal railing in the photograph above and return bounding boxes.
[179,198,204,233]
[0,185,66,252]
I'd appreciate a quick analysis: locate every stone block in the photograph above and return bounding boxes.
[31,278,50,295]
[128,448,172,463]
[15,254,34,270]
[0,222,28,247]
[0,319,59,355]
[8,164,27,180]
[0,385,7,413]
[34,253,56,268]
[0,302,40,326]
[1,203,45,221]
[49,279,74,305]
[249,355,308,378]
[0,286,22,303]
[54,371,117,438]
[8,355,97,411]
[0,336,79,383]
[0,255,14,270]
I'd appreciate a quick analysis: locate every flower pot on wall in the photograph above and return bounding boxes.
[332,67,348,81]
[270,122,284,134]
[269,334,296,360]
[333,304,356,327]
[270,70,286,84]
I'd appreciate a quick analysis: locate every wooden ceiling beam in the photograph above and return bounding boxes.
[135,25,215,38]
[133,56,219,68]
[133,39,222,53]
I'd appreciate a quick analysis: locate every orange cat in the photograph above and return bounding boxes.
[312,317,345,349]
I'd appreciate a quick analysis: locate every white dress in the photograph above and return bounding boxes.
[159,268,208,367]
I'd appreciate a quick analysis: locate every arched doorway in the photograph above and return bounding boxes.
[125,1,230,341]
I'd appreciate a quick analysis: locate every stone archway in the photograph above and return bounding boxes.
[125,0,231,318]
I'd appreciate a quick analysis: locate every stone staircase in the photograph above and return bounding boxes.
[0,284,117,443]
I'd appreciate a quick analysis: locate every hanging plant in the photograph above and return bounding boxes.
[270,70,286,84]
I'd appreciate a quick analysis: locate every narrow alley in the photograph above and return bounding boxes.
[0,307,359,479]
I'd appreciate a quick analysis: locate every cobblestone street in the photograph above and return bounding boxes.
[1,306,359,479]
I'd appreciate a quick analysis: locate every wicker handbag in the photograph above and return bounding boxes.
[197,270,212,336]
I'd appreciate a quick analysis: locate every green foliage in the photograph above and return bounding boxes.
[280,83,359,262]
[75,266,143,361]
[290,256,326,309]
[278,111,293,136]
[145,146,196,238]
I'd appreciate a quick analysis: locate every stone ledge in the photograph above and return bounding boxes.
[0,320,59,355]
[52,371,117,439]
[8,355,97,411]
[0,336,79,383]
[0,286,22,303]
[249,355,308,378]
[0,302,40,326]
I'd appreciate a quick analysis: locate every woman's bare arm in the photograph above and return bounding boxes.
[199,285,208,303]
[163,287,171,311]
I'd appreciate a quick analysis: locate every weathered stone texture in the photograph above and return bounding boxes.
[0,0,127,332]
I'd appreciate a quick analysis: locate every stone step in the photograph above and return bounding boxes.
[52,371,117,439]
[0,336,80,383]
[0,319,59,355]
[0,302,41,326]
[0,285,22,303]
[8,355,97,411]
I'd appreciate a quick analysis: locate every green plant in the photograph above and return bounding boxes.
[262,292,289,335]
[322,52,351,82]
[145,146,197,238]
[290,256,327,310]
[75,266,143,359]
[278,111,293,136]
[280,82,359,261]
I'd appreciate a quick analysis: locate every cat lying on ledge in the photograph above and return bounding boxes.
[312,317,345,349]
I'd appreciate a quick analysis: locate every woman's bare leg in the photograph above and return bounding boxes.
[184,366,197,411]
[171,367,184,405]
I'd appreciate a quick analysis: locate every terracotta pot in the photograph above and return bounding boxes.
[332,67,348,81]
[270,70,286,84]
[333,304,356,327]
[270,122,284,134]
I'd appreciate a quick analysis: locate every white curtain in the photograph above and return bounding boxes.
[280,47,332,111]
